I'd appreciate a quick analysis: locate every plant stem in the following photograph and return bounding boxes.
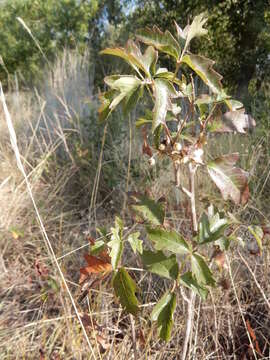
[189,162,198,233]
[129,314,138,360]
[182,291,196,360]
[181,162,198,360]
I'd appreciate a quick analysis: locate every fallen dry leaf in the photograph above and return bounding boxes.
[79,254,112,284]
[246,319,262,356]
[213,251,228,270]
[96,334,110,351]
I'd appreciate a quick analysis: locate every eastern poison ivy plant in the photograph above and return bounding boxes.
[80,13,258,351]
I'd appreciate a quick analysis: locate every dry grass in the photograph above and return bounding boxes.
[1,50,270,360]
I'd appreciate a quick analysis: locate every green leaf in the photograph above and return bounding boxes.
[225,99,244,111]
[47,277,60,293]
[105,75,142,96]
[98,90,118,122]
[181,13,208,50]
[152,78,178,132]
[141,250,179,280]
[248,225,263,251]
[182,54,223,94]
[100,47,144,74]
[136,109,153,127]
[155,68,183,87]
[209,109,256,134]
[207,153,249,205]
[191,253,215,286]
[126,40,158,76]
[96,226,110,242]
[123,84,144,115]
[194,94,216,105]
[103,75,143,116]
[128,232,143,254]
[113,268,139,316]
[215,236,230,251]
[130,193,165,226]
[146,227,190,255]
[135,117,152,127]
[198,207,228,244]
[90,240,106,256]
[108,217,124,269]
[181,271,208,300]
[100,41,158,77]
[151,291,176,342]
[136,26,181,60]
[153,123,163,149]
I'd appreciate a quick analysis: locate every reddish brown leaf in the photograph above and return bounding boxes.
[80,314,110,350]
[81,313,98,328]
[210,109,256,134]
[39,349,45,360]
[79,254,112,284]
[213,251,227,270]
[219,277,230,290]
[142,127,153,157]
[81,254,112,274]
[246,319,262,356]
[87,236,111,262]
[86,236,95,245]
[138,328,146,348]
[35,259,49,278]
[241,183,250,205]
[248,248,261,256]
[143,141,153,157]
[262,225,270,235]
[207,153,249,205]
[96,334,110,351]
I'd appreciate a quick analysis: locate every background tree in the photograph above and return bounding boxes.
[0,0,127,87]
[126,0,270,99]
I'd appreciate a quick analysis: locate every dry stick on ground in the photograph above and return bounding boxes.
[0,83,99,359]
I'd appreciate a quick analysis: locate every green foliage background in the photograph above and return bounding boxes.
[0,0,269,105]
[0,0,126,86]
[126,0,270,96]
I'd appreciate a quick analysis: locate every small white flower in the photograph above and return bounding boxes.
[193,148,204,163]
[174,142,182,152]
[183,156,189,164]
[148,157,156,166]
[158,143,166,151]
